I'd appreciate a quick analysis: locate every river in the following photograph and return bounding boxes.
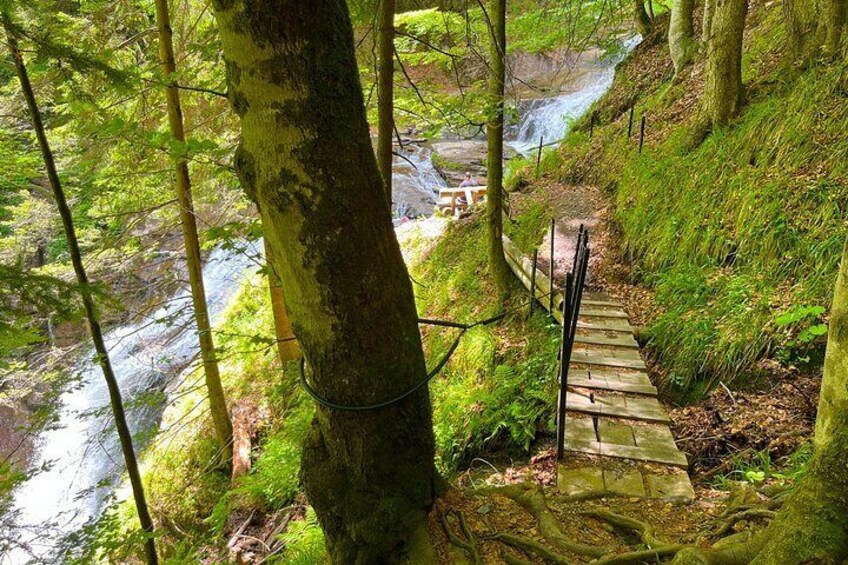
[2,36,637,564]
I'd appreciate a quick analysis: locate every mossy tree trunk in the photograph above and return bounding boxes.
[670,0,698,73]
[263,238,299,364]
[634,0,653,36]
[377,0,396,205]
[211,1,437,562]
[2,12,158,565]
[783,0,819,60]
[702,0,715,43]
[486,0,511,297]
[820,0,846,56]
[154,0,233,467]
[703,0,747,128]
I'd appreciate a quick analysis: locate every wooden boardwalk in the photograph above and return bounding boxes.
[503,234,695,503]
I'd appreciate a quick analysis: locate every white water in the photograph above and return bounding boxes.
[392,144,446,218]
[507,36,642,156]
[4,242,261,564]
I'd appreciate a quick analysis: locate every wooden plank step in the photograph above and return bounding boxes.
[580,309,629,319]
[568,373,657,396]
[570,353,647,370]
[573,333,640,349]
[564,439,689,468]
[566,394,670,423]
[581,299,624,309]
[577,320,633,333]
[572,347,642,361]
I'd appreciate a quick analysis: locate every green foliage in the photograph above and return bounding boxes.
[411,216,559,470]
[542,4,848,396]
[267,509,328,565]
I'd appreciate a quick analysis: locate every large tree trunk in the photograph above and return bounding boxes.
[634,0,653,36]
[486,0,511,296]
[2,13,158,565]
[783,0,819,60]
[703,0,715,43]
[377,0,396,205]
[211,1,437,562]
[670,0,698,73]
[263,239,299,364]
[703,0,747,128]
[154,0,233,466]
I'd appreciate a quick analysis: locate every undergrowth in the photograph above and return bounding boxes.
[511,1,847,399]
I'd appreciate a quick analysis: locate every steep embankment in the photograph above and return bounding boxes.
[510,2,848,403]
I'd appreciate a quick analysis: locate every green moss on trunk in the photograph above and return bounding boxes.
[211,1,437,562]
[703,0,747,127]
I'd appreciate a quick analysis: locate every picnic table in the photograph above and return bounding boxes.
[437,185,486,216]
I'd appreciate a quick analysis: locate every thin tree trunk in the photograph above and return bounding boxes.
[486,0,511,297]
[2,13,158,565]
[377,0,396,205]
[264,239,299,364]
[154,0,233,465]
[670,0,698,73]
[211,2,436,562]
[634,0,653,36]
[702,0,715,43]
[703,0,747,128]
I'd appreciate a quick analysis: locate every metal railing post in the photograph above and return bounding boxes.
[549,218,555,314]
[530,248,538,316]
[556,272,574,461]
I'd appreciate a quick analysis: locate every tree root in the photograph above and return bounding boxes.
[486,531,573,564]
[582,510,686,564]
[440,508,482,565]
[711,508,776,538]
[477,483,611,558]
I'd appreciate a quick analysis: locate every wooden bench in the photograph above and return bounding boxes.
[437,186,486,216]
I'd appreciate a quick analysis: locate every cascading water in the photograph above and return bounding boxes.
[391,144,447,219]
[3,242,261,564]
[507,36,642,156]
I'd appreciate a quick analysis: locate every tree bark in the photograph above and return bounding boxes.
[703,0,747,128]
[377,0,396,205]
[783,0,818,60]
[154,0,233,466]
[702,0,715,43]
[670,0,698,73]
[634,0,653,36]
[210,1,437,562]
[486,0,511,296]
[2,13,158,565]
[264,238,299,364]
[820,0,846,57]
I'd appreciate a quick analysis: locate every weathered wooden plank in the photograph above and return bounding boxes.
[581,299,625,309]
[568,373,657,396]
[570,353,647,370]
[564,439,689,468]
[580,309,629,319]
[572,347,643,361]
[566,394,670,423]
[577,320,633,333]
[573,333,640,349]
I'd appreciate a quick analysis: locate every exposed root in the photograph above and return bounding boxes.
[439,508,482,565]
[583,510,686,564]
[503,554,534,565]
[486,531,573,564]
[593,545,685,564]
[477,483,611,558]
[711,508,776,538]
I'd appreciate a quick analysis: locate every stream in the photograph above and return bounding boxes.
[2,36,637,564]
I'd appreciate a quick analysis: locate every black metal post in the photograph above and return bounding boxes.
[530,248,538,315]
[572,224,584,277]
[535,136,544,176]
[639,115,646,154]
[556,272,574,461]
[627,104,635,138]
[548,218,555,314]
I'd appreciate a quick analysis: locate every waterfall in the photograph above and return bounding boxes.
[4,242,260,564]
[507,36,642,156]
[392,144,447,220]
